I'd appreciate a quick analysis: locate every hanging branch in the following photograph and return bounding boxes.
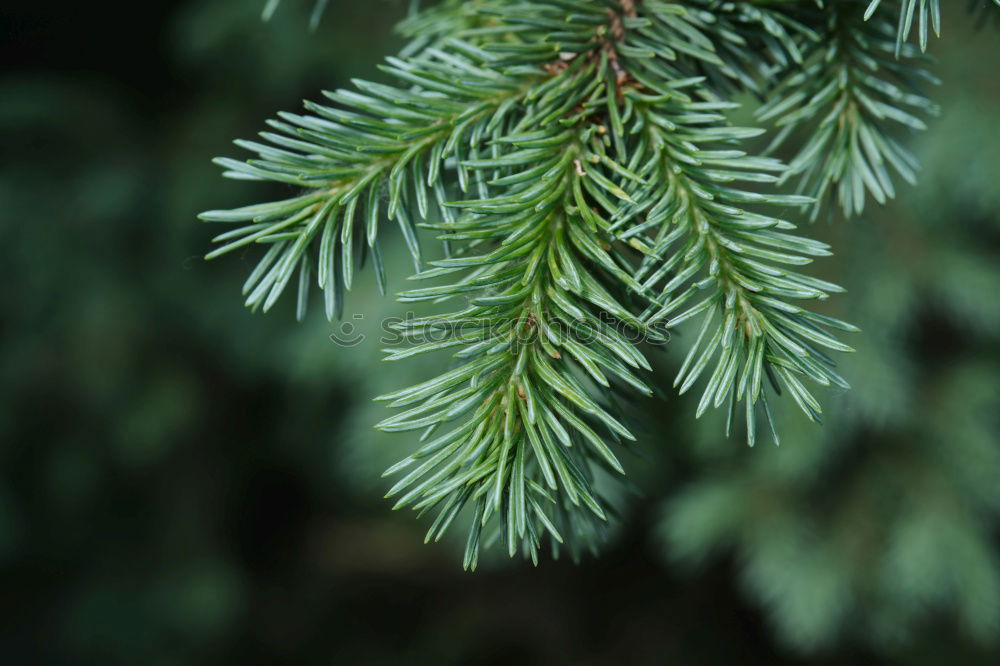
[200,0,896,564]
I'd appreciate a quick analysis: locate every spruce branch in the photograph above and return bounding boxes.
[376,129,649,567]
[603,11,857,443]
[757,2,939,217]
[377,6,659,567]
[626,92,855,444]
[201,0,873,564]
[376,0,855,562]
[200,41,542,320]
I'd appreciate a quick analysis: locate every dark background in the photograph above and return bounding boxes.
[1,1,998,664]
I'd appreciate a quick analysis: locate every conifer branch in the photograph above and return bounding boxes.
[625,93,855,443]
[377,127,648,567]
[757,3,939,217]
[602,10,856,442]
[200,42,542,320]
[377,12,658,566]
[200,0,884,564]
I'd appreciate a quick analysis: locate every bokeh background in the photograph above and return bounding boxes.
[1,1,998,664]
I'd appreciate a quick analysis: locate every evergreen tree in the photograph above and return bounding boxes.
[201,0,998,570]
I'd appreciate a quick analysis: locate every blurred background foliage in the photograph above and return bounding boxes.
[0,1,998,664]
